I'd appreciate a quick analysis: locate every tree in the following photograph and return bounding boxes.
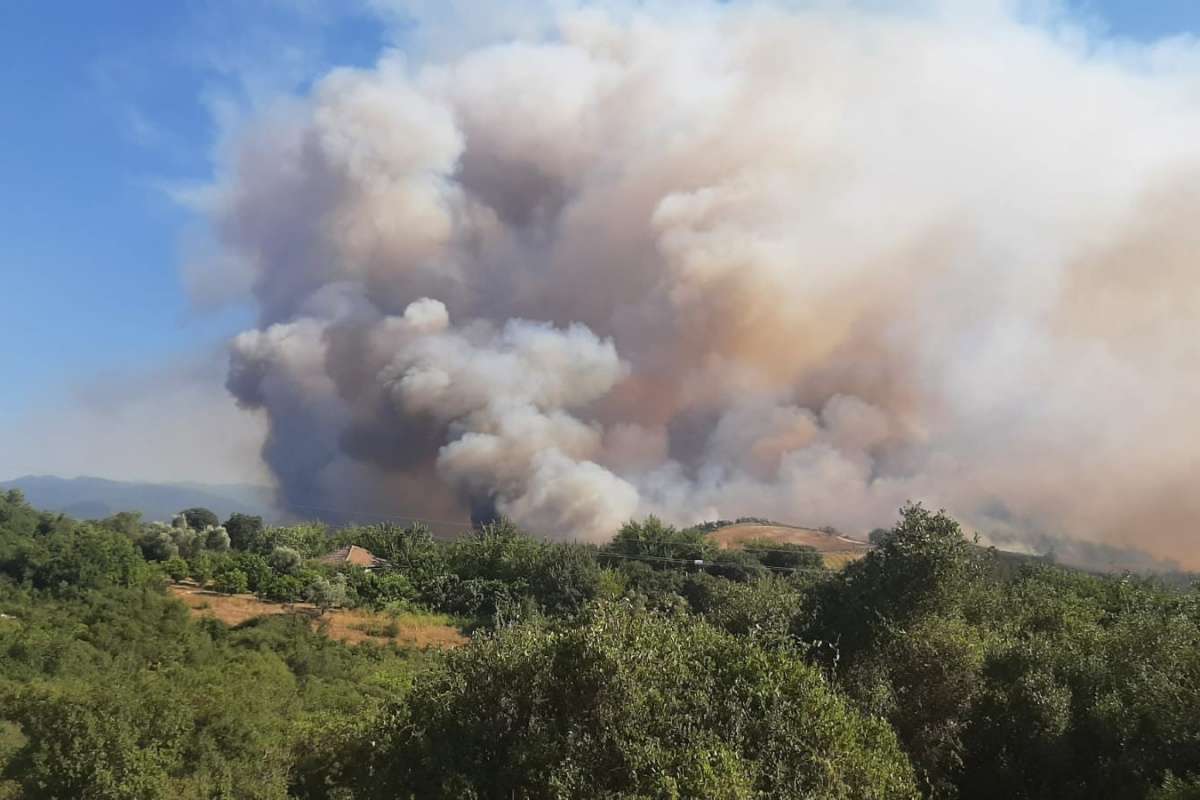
[0,679,188,798]
[25,525,147,592]
[213,568,249,595]
[332,522,443,576]
[168,526,201,560]
[163,556,189,582]
[526,542,603,613]
[100,511,143,538]
[802,503,982,659]
[179,507,218,533]
[349,603,918,799]
[223,513,264,551]
[189,552,215,587]
[268,546,303,576]
[741,538,824,571]
[254,523,329,558]
[204,525,231,552]
[305,575,347,616]
[137,525,179,562]
[607,516,715,562]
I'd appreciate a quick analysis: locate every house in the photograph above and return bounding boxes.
[318,545,387,570]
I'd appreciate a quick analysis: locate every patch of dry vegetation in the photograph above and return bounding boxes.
[708,523,870,569]
[168,584,466,649]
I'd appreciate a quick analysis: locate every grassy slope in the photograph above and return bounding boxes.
[708,523,871,569]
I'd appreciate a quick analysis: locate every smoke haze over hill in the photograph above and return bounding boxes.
[198,1,1200,560]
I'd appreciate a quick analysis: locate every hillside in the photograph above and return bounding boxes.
[0,474,275,522]
[709,523,871,569]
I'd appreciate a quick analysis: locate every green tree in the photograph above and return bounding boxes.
[802,503,982,660]
[188,552,215,587]
[100,511,143,538]
[350,603,918,799]
[26,525,147,592]
[163,556,189,582]
[0,677,190,799]
[268,546,303,576]
[607,516,715,562]
[304,575,348,616]
[254,523,329,558]
[213,568,250,595]
[223,513,264,552]
[741,538,824,571]
[204,526,231,552]
[137,526,179,562]
[179,508,219,533]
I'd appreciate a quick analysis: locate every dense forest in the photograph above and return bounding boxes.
[2,488,1200,799]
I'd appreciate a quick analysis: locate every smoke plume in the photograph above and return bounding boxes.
[209,1,1200,561]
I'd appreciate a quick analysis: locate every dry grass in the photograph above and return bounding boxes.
[708,524,871,569]
[168,584,466,649]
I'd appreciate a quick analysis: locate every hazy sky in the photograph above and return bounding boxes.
[0,0,1198,484]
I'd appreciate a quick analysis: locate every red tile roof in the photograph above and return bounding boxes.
[319,545,386,568]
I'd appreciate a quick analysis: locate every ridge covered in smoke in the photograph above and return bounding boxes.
[206,1,1200,561]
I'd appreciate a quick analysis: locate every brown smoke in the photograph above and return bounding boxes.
[206,1,1200,562]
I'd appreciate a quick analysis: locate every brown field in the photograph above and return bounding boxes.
[168,584,467,649]
[708,523,871,569]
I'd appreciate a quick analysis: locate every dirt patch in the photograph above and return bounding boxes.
[168,584,466,649]
[708,524,870,569]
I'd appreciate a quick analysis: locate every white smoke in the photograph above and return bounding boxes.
[208,1,1200,561]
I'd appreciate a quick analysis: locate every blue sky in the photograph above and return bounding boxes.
[0,0,1198,458]
[0,1,385,418]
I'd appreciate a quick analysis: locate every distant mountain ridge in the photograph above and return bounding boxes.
[0,475,277,523]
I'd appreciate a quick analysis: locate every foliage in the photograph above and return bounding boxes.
[255,524,330,559]
[224,513,265,552]
[349,602,918,799]
[163,557,189,582]
[305,575,348,615]
[179,508,219,533]
[741,538,824,570]
[330,523,444,577]
[606,515,715,562]
[204,526,231,552]
[268,546,303,576]
[213,567,250,595]
[4,488,1200,800]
